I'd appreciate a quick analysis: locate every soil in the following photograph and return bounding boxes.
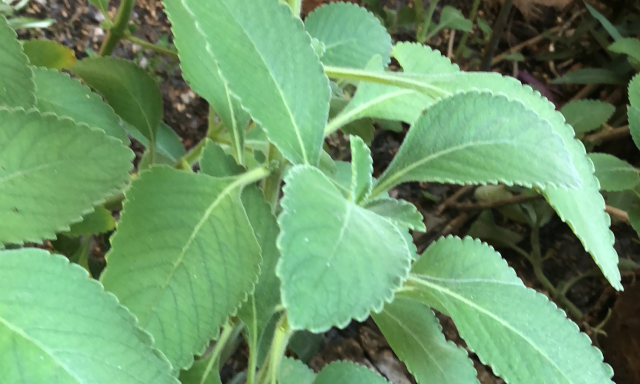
[15,0,640,382]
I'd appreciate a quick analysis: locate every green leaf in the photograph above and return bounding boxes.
[200,139,245,177]
[129,121,186,162]
[629,73,640,107]
[551,68,627,85]
[0,248,177,384]
[372,91,581,197]
[179,354,222,384]
[588,153,640,191]
[277,165,411,332]
[585,3,622,41]
[629,106,640,151]
[467,210,525,248]
[560,100,615,134]
[408,237,614,384]
[473,185,529,223]
[341,118,375,145]
[364,198,425,231]
[64,206,116,237]
[88,0,109,15]
[437,6,473,32]
[627,207,640,240]
[313,361,390,384]
[0,15,35,108]
[100,167,262,370]
[0,109,132,245]
[23,39,76,69]
[279,357,316,384]
[372,296,477,384]
[304,2,392,69]
[350,135,373,203]
[164,0,329,166]
[70,57,162,144]
[608,37,640,62]
[392,42,460,74]
[32,66,130,144]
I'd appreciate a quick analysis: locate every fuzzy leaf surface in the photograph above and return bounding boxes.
[589,153,639,191]
[164,0,329,166]
[364,198,425,231]
[0,109,132,245]
[392,42,460,74]
[32,66,129,143]
[279,357,316,384]
[100,167,261,370]
[629,106,640,151]
[64,206,115,237]
[350,135,373,203]
[313,361,390,384]
[560,100,614,134]
[0,249,177,384]
[608,37,640,62]
[304,2,392,69]
[372,296,477,384]
[373,91,580,196]
[199,140,245,177]
[0,15,35,108]
[277,166,411,332]
[23,39,76,70]
[409,237,614,384]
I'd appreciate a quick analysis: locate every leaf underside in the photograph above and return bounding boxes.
[588,153,640,191]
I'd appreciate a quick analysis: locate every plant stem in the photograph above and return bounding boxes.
[414,0,424,24]
[245,299,259,384]
[417,0,439,43]
[99,0,136,56]
[454,0,481,59]
[583,125,630,143]
[200,322,236,384]
[123,33,179,57]
[262,143,285,212]
[480,0,513,71]
[260,314,293,384]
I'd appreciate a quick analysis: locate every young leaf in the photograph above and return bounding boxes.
[100,167,262,371]
[608,37,640,62]
[408,236,614,384]
[0,249,177,384]
[0,109,133,245]
[588,153,640,191]
[64,206,116,237]
[279,357,316,384]
[350,135,373,203]
[314,361,390,384]
[32,66,130,144]
[129,121,186,162]
[304,2,392,69]
[437,6,473,32]
[70,57,162,144]
[0,15,35,108]
[560,99,615,134]
[22,39,76,69]
[363,198,425,231]
[200,139,245,177]
[372,296,478,384]
[277,166,411,332]
[164,0,330,166]
[373,91,581,197]
[392,42,460,74]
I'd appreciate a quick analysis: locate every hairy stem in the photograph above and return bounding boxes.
[99,0,136,56]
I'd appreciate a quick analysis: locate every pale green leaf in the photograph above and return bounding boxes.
[32,66,130,144]
[310,37,326,58]
[277,166,411,332]
[64,206,115,237]
[588,153,639,191]
[629,73,640,107]
[88,0,109,15]
[560,100,615,134]
[438,6,472,32]
[0,15,35,108]
[313,361,390,384]
[341,119,375,145]
[0,109,132,245]
[551,68,626,85]
[392,42,460,74]
[350,135,373,203]
[100,167,261,370]
[364,198,425,231]
[279,357,316,384]
[304,2,392,69]
[629,106,640,152]
[164,0,329,166]
[0,248,177,384]
[585,3,622,41]
[70,57,162,144]
[608,37,640,62]
[372,296,477,384]
[373,91,581,197]
[200,139,244,177]
[179,354,222,384]
[23,39,76,69]
[409,236,614,384]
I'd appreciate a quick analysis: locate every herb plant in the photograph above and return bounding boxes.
[0,0,621,383]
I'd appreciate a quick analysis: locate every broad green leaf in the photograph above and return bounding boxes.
[129,121,186,162]
[467,210,525,248]
[0,109,132,245]
[588,153,639,191]
[608,37,640,62]
[629,73,640,107]
[32,66,129,144]
[350,135,373,203]
[304,2,392,69]
[364,198,425,231]
[373,91,581,197]
[279,357,316,384]
[392,42,460,74]
[277,165,411,332]
[288,331,323,363]
[313,361,390,384]
[437,6,473,32]
[0,15,35,108]
[0,248,177,384]
[372,296,477,384]
[408,236,614,384]
[629,106,640,151]
[64,206,115,237]
[70,57,162,144]
[310,37,326,58]
[560,100,614,134]
[551,68,627,85]
[179,354,222,384]
[200,139,245,177]
[164,0,330,166]
[342,118,375,145]
[100,167,261,370]
[162,0,249,165]
[23,39,76,69]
